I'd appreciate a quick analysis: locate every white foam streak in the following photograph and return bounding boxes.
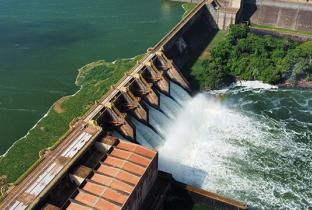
[232,80,278,90]
[159,94,253,185]
[158,92,311,209]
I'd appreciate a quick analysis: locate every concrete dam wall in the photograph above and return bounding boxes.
[241,0,312,32]
[1,3,224,209]
[163,5,218,70]
[84,1,220,141]
[91,51,192,144]
[30,6,247,207]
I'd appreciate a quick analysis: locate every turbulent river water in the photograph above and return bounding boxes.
[128,81,312,210]
[0,0,183,154]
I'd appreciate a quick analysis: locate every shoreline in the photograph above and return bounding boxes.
[0,55,141,158]
[0,87,82,158]
[0,0,188,184]
[0,1,189,164]
[0,56,141,184]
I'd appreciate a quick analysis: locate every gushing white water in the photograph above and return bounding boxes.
[144,102,171,137]
[158,91,181,119]
[123,81,311,209]
[130,117,164,148]
[234,80,278,89]
[157,91,312,209]
[169,81,191,105]
[159,94,252,185]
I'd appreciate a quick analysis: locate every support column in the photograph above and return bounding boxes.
[132,74,159,108]
[156,51,191,93]
[120,88,148,123]
[104,103,135,140]
[145,63,170,95]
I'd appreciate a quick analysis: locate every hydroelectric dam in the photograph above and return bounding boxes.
[0,1,248,210]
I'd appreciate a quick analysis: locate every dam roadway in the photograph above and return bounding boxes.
[0,1,208,209]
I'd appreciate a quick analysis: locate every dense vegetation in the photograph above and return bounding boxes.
[191,24,312,89]
[0,56,141,186]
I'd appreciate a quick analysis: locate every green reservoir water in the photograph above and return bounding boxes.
[0,0,183,154]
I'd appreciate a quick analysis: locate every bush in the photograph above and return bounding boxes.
[196,24,312,89]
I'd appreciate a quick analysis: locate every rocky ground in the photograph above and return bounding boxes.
[278,80,312,88]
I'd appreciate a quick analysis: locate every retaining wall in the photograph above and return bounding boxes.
[241,0,312,32]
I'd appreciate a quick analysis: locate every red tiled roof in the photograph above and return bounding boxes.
[66,202,92,210]
[75,191,121,210]
[67,139,157,210]
[116,141,156,159]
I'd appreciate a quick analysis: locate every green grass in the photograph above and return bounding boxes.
[182,3,197,18]
[0,56,142,184]
[251,23,312,37]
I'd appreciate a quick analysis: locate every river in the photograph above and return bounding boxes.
[0,0,183,154]
[156,82,312,209]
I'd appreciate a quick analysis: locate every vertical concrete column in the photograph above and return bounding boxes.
[156,51,191,93]
[133,74,159,108]
[119,88,148,123]
[145,63,170,95]
[104,103,135,140]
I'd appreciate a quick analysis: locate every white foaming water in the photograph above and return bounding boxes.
[144,102,171,137]
[233,80,278,90]
[170,81,191,105]
[158,91,181,119]
[124,81,310,209]
[159,94,254,186]
[130,117,163,148]
[157,91,311,209]
[208,80,278,96]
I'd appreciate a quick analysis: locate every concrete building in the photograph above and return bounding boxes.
[40,136,158,210]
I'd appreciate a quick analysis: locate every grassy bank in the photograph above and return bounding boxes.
[0,56,141,185]
[251,23,312,37]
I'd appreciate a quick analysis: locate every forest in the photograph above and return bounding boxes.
[192,24,312,89]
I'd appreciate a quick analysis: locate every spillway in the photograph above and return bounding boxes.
[156,83,312,210]
[143,102,171,137]
[105,77,311,209]
[169,81,192,105]
[130,116,164,148]
[158,91,181,119]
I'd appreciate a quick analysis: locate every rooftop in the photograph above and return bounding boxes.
[65,137,157,210]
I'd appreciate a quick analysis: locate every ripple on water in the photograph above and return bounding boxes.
[158,87,312,210]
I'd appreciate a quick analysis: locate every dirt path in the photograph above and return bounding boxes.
[53,96,68,113]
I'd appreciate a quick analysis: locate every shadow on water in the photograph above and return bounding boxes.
[163,182,213,210]
[163,184,197,210]
[161,165,210,210]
